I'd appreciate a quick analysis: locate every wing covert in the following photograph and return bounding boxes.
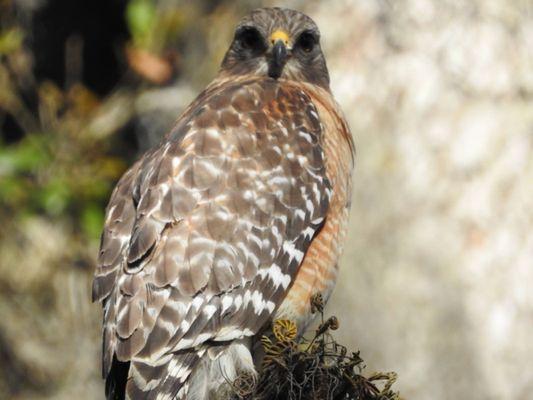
[93,79,331,378]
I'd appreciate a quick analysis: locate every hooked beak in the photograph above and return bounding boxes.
[268,30,290,79]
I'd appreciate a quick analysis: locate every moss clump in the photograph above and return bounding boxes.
[231,295,401,400]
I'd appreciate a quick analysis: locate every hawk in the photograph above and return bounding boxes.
[93,7,354,400]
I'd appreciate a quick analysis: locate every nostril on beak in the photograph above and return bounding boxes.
[270,30,290,46]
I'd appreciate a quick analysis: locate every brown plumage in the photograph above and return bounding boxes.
[93,7,354,400]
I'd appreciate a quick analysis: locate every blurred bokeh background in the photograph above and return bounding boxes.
[0,0,531,399]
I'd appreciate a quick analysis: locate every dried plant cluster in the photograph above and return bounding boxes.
[230,295,401,400]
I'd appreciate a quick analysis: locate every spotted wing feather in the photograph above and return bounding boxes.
[93,78,331,398]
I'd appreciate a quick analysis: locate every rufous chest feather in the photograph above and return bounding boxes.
[275,84,354,328]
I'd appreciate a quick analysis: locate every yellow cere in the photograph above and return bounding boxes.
[270,30,290,45]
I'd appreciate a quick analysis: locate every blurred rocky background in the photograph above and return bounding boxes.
[0,0,531,399]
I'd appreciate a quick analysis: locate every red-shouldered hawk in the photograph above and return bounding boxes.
[93,7,354,400]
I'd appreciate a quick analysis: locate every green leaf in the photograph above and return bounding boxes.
[126,0,157,46]
[81,203,104,240]
[38,179,71,216]
[0,135,51,175]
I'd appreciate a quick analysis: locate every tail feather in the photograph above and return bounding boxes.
[105,341,257,399]
[125,350,203,400]
[105,356,129,400]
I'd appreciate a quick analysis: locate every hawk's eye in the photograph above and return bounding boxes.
[296,31,318,53]
[235,27,266,55]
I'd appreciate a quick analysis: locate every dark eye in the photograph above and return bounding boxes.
[296,31,318,53]
[235,26,266,54]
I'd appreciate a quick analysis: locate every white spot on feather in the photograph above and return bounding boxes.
[250,290,265,314]
[283,241,304,263]
[180,319,190,332]
[259,264,291,289]
[221,296,233,314]
[192,297,203,311]
[234,294,243,309]
[203,304,217,319]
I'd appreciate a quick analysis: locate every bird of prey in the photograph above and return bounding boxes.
[93,7,354,400]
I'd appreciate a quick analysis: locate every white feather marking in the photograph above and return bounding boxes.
[191,332,214,347]
[266,301,276,313]
[192,296,204,311]
[203,304,217,319]
[249,233,262,248]
[221,296,233,314]
[105,205,116,222]
[311,217,325,225]
[269,176,289,185]
[234,294,242,310]
[298,130,313,142]
[247,251,260,269]
[302,226,315,238]
[159,182,170,196]
[251,290,265,314]
[294,209,306,220]
[259,264,291,289]
[243,289,251,304]
[168,357,192,379]
[165,300,187,315]
[243,190,254,200]
[158,319,177,334]
[215,326,243,341]
[180,319,190,332]
[283,241,304,263]
[174,338,194,350]
[171,156,181,170]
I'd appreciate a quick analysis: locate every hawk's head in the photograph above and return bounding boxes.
[220,7,330,89]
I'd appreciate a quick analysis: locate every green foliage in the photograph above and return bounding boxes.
[0,82,125,240]
[0,28,23,55]
[126,0,186,52]
[0,0,208,252]
[0,134,51,174]
[126,0,157,48]
[81,203,105,242]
